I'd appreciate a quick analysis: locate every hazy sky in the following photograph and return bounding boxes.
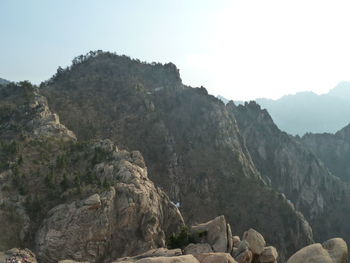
[1,0,350,100]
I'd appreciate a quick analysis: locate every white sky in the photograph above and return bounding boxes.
[1,0,350,101]
[179,0,350,100]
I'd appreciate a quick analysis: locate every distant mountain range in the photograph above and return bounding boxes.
[219,82,350,135]
[0,78,9,85]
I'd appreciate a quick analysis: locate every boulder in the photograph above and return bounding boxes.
[184,243,213,255]
[323,238,348,263]
[115,248,182,262]
[191,216,228,252]
[258,246,278,263]
[242,229,266,255]
[194,253,237,263]
[287,238,348,263]
[124,255,199,263]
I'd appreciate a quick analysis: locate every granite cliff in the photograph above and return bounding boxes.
[0,82,184,262]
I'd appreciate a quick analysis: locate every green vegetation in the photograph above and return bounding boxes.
[167,226,195,249]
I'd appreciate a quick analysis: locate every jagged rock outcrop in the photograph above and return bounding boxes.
[42,51,314,260]
[287,238,348,263]
[0,82,184,263]
[35,142,184,263]
[230,101,350,246]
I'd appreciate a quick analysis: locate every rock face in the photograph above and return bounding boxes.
[42,51,314,260]
[35,141,184,263]
[302,124,350,183]
[287,238,348,263]
[230,101,350,247]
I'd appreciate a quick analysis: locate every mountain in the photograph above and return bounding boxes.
[0,81,184,262]
[253,82,350,135]
[302,123,350,183]
[0,78,10,86]
[216,95,229,104]
[231,101,350,248]
[40,51,314,261]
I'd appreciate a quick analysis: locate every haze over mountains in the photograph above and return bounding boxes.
[1,52,350,263]
[227,82,350,136]
[0,78,9,86]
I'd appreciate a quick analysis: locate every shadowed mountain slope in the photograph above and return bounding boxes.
[40,51,314,261]
[231,101,350,249]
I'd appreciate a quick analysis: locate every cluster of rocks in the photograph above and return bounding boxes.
[114,215,278,263]
[1,216,348,263]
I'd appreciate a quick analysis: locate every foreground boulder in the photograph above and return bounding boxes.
[242,229,266,255]
[35,141,184,263]
[287,238,348,263]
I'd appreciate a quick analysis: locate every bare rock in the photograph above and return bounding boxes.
[115,248,182,262]
[194,253,237,263]
[242,229,266,255]
[227,224,233,253]
[287,238,348,263]
[191,216,228,252]
[184,243,213,255]
[59,260,90,263]
[119,255,199,263]
[234,250,252,263]
[258,246,278,263]
[35,144,184,263]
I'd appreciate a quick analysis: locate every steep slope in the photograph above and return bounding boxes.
[0,82,184,262]
[253,82,350,135]
[302,123,350,182]
[231,101,350,246]
[42,51,313,261]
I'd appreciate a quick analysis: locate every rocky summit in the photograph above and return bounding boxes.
[0,52,349,263]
